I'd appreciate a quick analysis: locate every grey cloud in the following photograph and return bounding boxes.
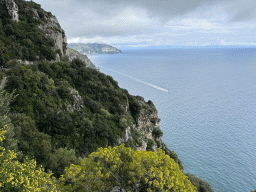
[33,0,256,39]
[225,0,256,22]
[69,0,224,19]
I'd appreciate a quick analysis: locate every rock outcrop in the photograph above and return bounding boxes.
[117,126,133,144]
[0,0,18,22]
[68,47,97,69]
[0,76,8,89]
[38,15,68,59]
[0,0,68,62]
[66,89,83,112]
[117,96,162,152]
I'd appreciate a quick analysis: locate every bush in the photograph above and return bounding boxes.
[146,139,155,151]
[57,85,70,99]
[152,128,163,138]
[129,99,141,121]
[185,173,214,192]
[61,145,197,192]
[48,148,82,178]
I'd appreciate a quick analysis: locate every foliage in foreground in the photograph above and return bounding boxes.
[61,144,197,192]
[0,125,63,191]
[0,126,196,192]
[3,58,157,177]
[0,88,204,192]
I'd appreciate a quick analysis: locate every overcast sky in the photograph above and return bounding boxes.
[32,0,256,48]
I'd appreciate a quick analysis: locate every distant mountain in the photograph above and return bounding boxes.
[68,43,122,55]
[67,47,96,69]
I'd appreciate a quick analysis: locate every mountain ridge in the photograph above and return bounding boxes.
[67,47,96,69]
[68,43,122,55]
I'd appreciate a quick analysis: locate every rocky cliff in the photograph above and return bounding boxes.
[68,47,96,69]
[117,96,162,151]
[0,0,18,22]
[116,95,184,170]
[0,0,68,62]
[38,15,68,60]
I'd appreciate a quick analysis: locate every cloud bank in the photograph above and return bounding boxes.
[33,0,256,46]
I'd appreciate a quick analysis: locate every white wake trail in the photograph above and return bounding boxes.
[100,66,169,93]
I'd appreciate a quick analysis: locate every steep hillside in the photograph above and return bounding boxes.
[68,47,96,69]
[68,43,122,54]
[0,0,68,65]
[0,1,214,191]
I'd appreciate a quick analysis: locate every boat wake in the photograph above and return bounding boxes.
[100,66,169,93]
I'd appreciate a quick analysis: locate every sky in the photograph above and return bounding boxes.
[31,0,256,48]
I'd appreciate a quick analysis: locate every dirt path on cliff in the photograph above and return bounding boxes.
[0,76,8,89]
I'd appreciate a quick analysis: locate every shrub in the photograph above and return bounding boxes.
[146,139,155,151]
[185,173,214,192]
[57,85,70,99]
[61,144,197,192]
[152,128,163,138]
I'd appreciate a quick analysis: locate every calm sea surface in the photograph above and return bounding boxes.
[88,48,256,192]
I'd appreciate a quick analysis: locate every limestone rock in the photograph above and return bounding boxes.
[117,96,162,152]
[117,126,133,144]
[56,53,60,62]
[38,15,68,59]
[66,89,83,112]
[110,186,125,192]
[0,0,19,22]
[0,76,8,89]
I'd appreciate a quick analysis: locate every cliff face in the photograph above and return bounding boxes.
[0,0,18,22]
[68,47,97,69]
[0,0,68,62]
[117,96,163,152]
[38,16,68,60]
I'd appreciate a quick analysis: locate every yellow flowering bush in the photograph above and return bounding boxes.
[61,144,197,192]
[0,125,64,191]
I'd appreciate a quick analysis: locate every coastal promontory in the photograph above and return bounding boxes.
[68,43,122,55]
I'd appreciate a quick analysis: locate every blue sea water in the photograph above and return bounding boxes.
[88,48,256,192]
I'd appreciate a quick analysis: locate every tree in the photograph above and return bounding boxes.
[185,173,214,192]
[48,147,82,178]
[0,90,65,191]
[0,125,64,191]
[61,144,197,192]
[0,40,9,66]
[0,89,19,153]
[10,113,52,165]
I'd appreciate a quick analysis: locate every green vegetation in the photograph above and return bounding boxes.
[61,144,197,192]
[2,58,146,177]
[68,43,122,55]
[0,127,60,191]
[0,90,63,191]
[0,0,215,191]
[0,89,197,191]
[0,0,56,64]
[67,47,96,69]
[185,173,214,192]
[0,123,197,191]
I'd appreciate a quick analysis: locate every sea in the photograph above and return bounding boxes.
[88,47,256,192]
